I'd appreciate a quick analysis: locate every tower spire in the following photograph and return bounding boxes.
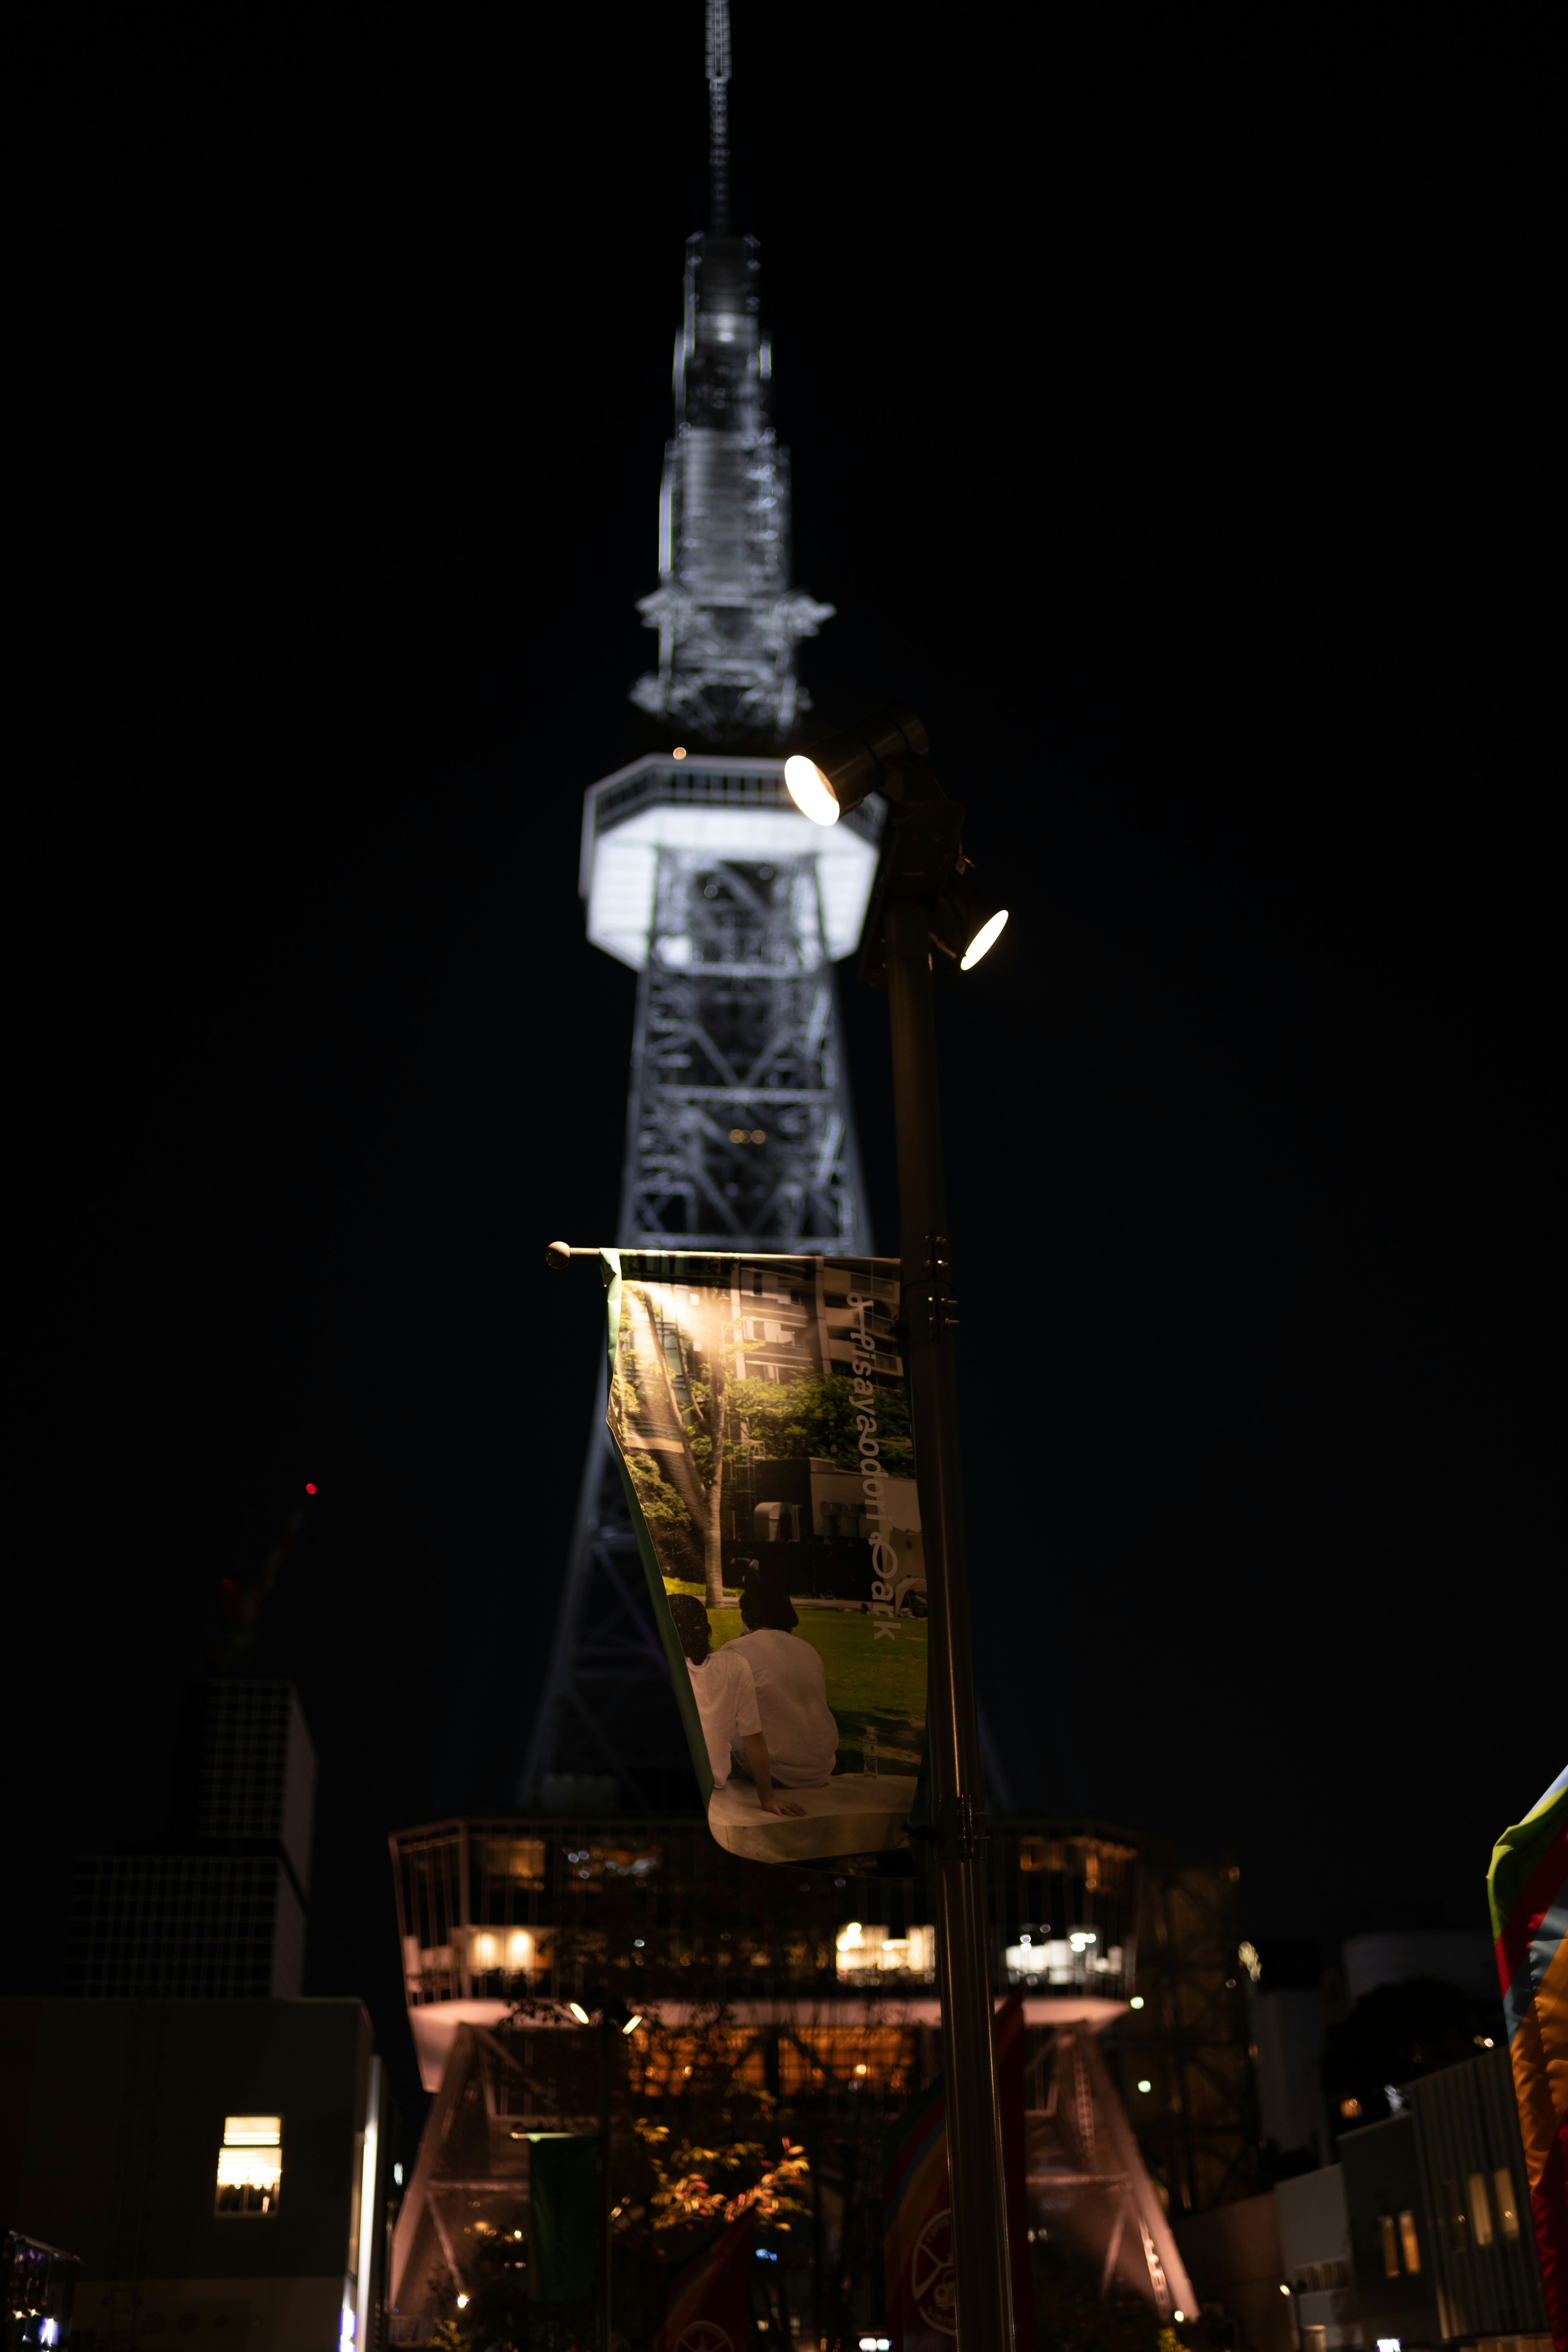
[706,0,731,235]
[631,0,832,743]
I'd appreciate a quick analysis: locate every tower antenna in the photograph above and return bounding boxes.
[706,0,731,234]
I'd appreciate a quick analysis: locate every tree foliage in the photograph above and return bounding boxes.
[729,1372,913,1477]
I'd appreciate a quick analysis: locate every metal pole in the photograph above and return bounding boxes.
[884,891,1015,2348]
[598,2020,612,2352]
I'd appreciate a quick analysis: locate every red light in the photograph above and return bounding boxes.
[305,1483,317,1495]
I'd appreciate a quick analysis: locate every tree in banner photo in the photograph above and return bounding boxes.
[601,1248,927,1866]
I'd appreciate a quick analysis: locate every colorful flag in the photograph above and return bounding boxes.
[882,2076,954,2348]
[657,2208,755,2352]
[600,1247,928,1867]
[1488,1762,1568,2352]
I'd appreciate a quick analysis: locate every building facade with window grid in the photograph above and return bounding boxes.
[68,1680,316,2001]
[192,1679,316,1889]
[65,1853,307,2000]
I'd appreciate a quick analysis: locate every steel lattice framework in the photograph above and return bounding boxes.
[519,756,879,1809]
[622,806,879,1252]
[519,7,882,1811]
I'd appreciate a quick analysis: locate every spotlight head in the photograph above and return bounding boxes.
[782,753,840,826]
[932,871,1009,972]
[784,706,929,824]
[566,2000,591,2025]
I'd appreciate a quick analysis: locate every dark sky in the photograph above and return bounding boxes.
[15,6,1555,2137]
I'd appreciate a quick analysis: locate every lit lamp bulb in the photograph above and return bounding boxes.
[960,908,1008,969]
[784,754,840,826]
[933,871,1009,971]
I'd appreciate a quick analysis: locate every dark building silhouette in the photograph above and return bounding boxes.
[65,1681,314,2000]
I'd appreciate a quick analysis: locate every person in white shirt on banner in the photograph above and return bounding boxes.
[725,1561,840,1789]
[667,1593,804,1816]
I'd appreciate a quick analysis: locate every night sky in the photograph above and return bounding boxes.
[15,8,1555,2144]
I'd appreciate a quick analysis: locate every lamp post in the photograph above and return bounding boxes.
[567,1993,643,2352]
[787,711,1014,2349]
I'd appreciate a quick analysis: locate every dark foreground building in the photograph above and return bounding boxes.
[1172,2043,1552,2352]
[0,1997,392,2350]
[2,1674,399,2350]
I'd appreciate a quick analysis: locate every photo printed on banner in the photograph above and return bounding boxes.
[601,1248,927,1867]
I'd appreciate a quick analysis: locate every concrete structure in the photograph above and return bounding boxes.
[0,1998,393,2352]
[1277,2163,1356,2350]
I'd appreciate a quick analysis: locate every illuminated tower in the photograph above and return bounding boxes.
[630,0,833,741]
[518,3,878,1810]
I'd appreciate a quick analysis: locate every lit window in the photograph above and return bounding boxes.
[834,1922,934,1978]
[1494,2169,1520,2241]
[1379,2215,1399,2278]
[1466,2174,1494,2248]
[1399,2211,1420,2272]
[216,2115,281,2215]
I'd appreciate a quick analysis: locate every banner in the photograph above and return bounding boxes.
[882,2077,953,2348]
[657,2209,755,2352]
[1487,1762,1568,2351]
[601,1248,927,1865]
[880,1997,1037,2351]
[527,2132,599,2304]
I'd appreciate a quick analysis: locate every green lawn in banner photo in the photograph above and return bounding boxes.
[705,1609,927,1767]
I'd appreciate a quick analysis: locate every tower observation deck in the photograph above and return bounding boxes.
[518,3,878,1810]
